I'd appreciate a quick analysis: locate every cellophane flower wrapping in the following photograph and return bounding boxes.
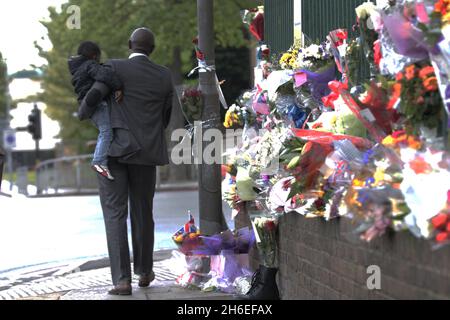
[246,203,279,268]
[252,215,279,268]
[189,228,256,293]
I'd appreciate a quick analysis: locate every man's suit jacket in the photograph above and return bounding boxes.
[94,56,173,166]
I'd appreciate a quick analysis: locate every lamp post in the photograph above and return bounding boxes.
[196,0,228,235]
[1,57,13,189]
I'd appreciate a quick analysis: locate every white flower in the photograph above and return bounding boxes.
[229,104,238,112]
[355,1,377,20]
[243,92,253,100]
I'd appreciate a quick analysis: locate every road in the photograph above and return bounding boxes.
[0,190,233,274]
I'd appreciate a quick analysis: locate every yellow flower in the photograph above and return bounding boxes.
[382,135,395,147]
[352,179,365,187]
[224,111,233,128]
[444,11,450,25]
[373,168,385,185]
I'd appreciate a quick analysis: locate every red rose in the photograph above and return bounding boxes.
[266,220,276,232]
[431,213,449,230]
[374,40,382,67]
[196,50,205,61]
[436,232,449,243]
[313,198,326,209]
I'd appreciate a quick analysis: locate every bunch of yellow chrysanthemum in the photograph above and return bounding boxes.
[279,47,300,70]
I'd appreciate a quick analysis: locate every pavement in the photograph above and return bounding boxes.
[0,250,234,301]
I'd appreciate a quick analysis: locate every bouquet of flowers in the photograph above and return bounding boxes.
[241,6,265,42]
[180,87,203,124]
[292,42,337,108]
[224,104,246,129]
[395,62,443,133]
[295,42,334,72]
[252,216,278,268]
[172,212,202,256]
[224,91,258,129]
[279,45,301,70]
[355,1,380,78]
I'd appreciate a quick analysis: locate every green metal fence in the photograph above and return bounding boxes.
[264,0,294,55]
[301,0,371,42]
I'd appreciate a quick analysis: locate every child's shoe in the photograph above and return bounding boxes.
[92,164,115,181]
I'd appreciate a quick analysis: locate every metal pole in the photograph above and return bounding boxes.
[3,59,13,191]
[35,140,40,163]
[197,0,228,235]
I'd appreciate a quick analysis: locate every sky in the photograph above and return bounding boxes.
[0,0,67,74]
[0,0,67,150]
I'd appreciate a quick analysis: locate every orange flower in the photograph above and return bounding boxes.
[409,156,432,174]
[387,83,402,110]
[395,72,404,81]
[407,136,422,150]
[423,76,438,92]
[435,0,445,14]
[394,132,408,145]
[405,65,416,80]
[418,66,435,80]
[435,0,450,14]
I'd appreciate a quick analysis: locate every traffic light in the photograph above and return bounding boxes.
[27,104,42,141]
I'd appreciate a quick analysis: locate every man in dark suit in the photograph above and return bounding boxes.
[81,28,173,295]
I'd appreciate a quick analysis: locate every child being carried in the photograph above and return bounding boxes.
[68,41,122,180]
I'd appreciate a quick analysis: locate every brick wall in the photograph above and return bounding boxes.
[236,211,450,300]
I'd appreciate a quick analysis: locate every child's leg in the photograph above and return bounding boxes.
[91,102,112,167]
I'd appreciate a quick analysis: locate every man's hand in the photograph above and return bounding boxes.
[115,90,123,103]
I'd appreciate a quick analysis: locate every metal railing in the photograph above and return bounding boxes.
[35,154,198,196]
[36,155,97,195]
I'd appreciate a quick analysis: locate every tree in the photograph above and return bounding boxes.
[0,52,9,120]
[37,0,261,154]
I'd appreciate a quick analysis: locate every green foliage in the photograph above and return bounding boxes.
[0,52,9,119]
[37,0,260,153]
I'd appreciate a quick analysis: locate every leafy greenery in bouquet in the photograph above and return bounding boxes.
[180,87,203,124]
[346,39,363,87]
